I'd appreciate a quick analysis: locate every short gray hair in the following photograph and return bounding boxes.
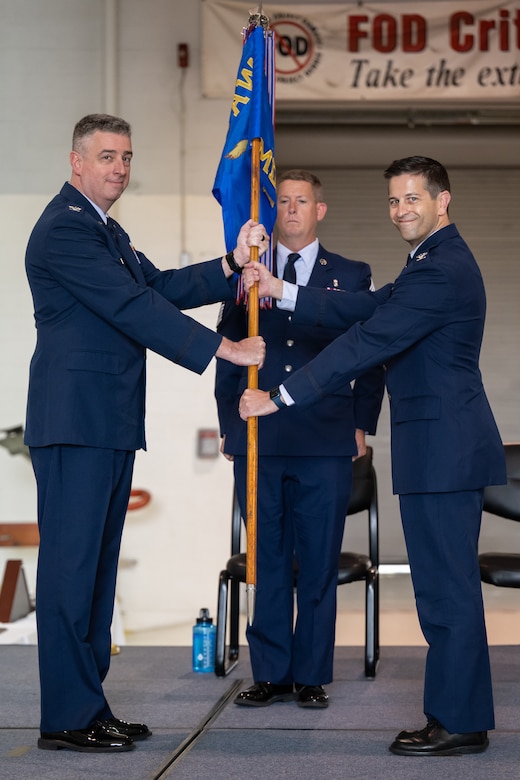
[72,113,132,152]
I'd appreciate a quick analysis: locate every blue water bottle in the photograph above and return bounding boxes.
[192,607,216,673]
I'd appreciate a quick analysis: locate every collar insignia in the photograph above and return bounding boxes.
[319,258,328,266]
[415,252,428,261]
[68,205,82,212]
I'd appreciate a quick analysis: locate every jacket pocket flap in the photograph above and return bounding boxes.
[67,350,122,374]
[394,395,440,422]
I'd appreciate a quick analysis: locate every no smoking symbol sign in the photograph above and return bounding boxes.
[273,20,317,77]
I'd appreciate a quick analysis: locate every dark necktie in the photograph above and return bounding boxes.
[106,218,143,279]
[283,252,301,283]
[107,218,123,249]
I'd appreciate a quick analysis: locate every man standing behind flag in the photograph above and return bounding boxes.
[215,170,385,707]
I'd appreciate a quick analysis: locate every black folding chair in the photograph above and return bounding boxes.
[215,446,380,678]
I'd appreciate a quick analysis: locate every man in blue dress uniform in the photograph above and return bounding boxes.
[239,157,506,756]
[25,113,266,753]
[216,170,384,709]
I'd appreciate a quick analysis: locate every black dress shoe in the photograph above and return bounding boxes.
[389,719,489,756]
[38,722,135,752]
[100,717,152,741]
[234,681,295,706]
[295,684,329,709]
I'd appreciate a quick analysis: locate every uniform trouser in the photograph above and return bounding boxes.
[399,489,494,733]
[30,444,135,732]
[234,455,352,686]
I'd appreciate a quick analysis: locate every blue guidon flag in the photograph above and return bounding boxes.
[213,19,276,302]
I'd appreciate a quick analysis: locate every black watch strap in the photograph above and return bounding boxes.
[269,386,286,409]
[225,251,243,275]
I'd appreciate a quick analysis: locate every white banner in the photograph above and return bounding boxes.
[201,0,520,102]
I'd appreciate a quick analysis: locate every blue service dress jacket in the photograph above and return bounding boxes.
[283,224,506,492]
[25,182,234,451]
[216,245,385,456]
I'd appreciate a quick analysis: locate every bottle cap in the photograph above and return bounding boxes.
[197,607,213,624]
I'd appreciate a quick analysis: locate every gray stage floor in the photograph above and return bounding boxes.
[1,644,519,780]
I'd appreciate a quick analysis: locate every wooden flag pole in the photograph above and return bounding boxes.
[246,135,261,625]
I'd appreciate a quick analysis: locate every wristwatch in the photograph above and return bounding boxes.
[269,386,286,409]
[225,250,243,274]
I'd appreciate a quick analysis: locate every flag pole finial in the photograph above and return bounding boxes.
[248,8,270,31]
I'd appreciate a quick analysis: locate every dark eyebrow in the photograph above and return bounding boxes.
[389,191,421,200]
[99,149,133,158]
